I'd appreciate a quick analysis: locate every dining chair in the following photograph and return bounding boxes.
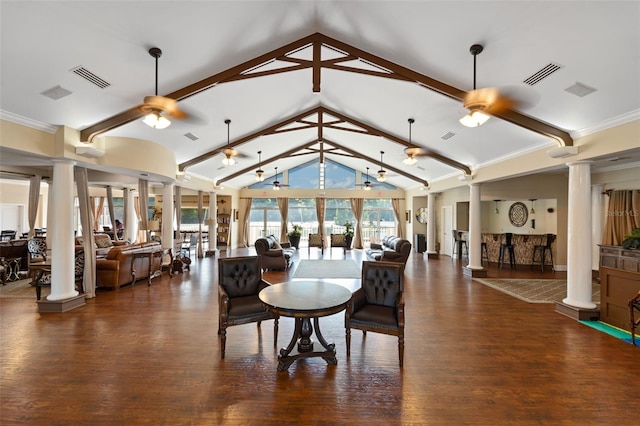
[345,260,405,367]
[308,233,324,255]
[35,249,85,300]
[217,256,278,359]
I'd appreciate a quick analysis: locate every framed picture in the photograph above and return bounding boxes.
[405,210,411,223]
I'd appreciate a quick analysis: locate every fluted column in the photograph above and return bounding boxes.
[564,161,596,309]
[47,160,78,301]
[591,184,604,271]
[162,183,174,250]
[426,192,437,258]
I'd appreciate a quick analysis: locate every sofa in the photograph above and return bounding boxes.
[254,235,296,270]
[366,235,412,265]
[95,242,165,289]
[76,233,127,257]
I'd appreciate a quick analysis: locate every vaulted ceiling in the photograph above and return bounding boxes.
[1,1,639,190]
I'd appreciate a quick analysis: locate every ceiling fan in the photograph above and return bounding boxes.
[376,151,387,182]
[459,44,519,127]
[140,47,188,129]
[269,167,289,190]
[356,167,373,190]
[221,119,248,165]
[255,151,265,181]
[403,118,421,165]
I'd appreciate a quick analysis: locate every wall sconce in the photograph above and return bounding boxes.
[494,200,501,214]
[529,199,537,214]
[405,210,411,223]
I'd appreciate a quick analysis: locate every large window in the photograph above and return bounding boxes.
[287,198,317,246]
[325,199,355,234]
[362,199,396,244]
[249,198,281,244]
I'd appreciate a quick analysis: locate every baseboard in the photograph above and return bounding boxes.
[555,301,600,321]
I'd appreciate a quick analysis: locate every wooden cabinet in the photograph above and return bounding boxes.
[599,245,640,331]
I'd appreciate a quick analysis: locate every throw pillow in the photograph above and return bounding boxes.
[273,241,282,250]
[95,236,113,248]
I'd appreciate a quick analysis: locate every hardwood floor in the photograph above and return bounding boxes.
[1,248,637,425]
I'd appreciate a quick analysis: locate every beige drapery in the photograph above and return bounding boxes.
[122,188,129,242]
[197,190,204,258]
[106,186,119,241]
[75,167,96,298]
[27,174,41,238]
[392,198,404,239]
[315,197,326,248]
[278,197,289,242]
[90,196,105,231]
[350,198,364,249]
[241,197,252,247]
[603,190,640,245]
[137,178,149,243]
[175,186,182,234]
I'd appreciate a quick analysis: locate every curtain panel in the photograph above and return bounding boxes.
[106,186,118,241]
[242,197,252,247]
[278,197,289,242]
[27,174,41,238]
[350,198,364,249]
[75,167,96,298]
[315,197,326,248]
[603,190,640,245]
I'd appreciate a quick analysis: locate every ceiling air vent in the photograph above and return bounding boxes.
[564,82,597,97]
[40,85,72,100]
[184,132,199,141]
[441,131,455,141]
[70,66,111,89]
[523,63,562,86]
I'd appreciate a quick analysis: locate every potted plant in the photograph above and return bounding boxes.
[288,224,302,249]
[343,222,354,248]
[622,228,640,249]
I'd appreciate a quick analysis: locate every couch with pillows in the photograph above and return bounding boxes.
[95,241,165,289]
[254,235,296,270]
[75,233,127,257]
[366,235,412,265]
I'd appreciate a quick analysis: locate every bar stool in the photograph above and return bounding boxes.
[630,291,640,346]
[452,230,468,261]
[498,233,515,269]
[531,234,555,272]
[481,242,489,265]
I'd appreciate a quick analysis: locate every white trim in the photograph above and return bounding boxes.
[0,109,59,134]
[571,109,640,139]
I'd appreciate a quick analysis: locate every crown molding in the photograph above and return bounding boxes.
[0,109,59,134]
[571,109,640,139]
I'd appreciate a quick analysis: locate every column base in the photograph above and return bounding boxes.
[37,294,86,313]
[427,252,439,259]
[205,249,218,257]
[463,267,487,278]
[554,301,600,321]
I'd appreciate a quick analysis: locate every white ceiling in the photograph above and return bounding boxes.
[1,1,639,190]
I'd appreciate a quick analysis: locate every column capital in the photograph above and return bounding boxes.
[565,159,593,167]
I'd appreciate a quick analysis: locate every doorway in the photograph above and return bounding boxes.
[441,205,453,256]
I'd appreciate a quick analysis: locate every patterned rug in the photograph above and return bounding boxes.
[293,260,361,279]
[0,278,44,299]
[472,278,600,304]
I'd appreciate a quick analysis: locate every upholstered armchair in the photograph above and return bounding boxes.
[217,256,279,359]
[330,233,347,256]
[308,233,324,254]
[345,261,405,367]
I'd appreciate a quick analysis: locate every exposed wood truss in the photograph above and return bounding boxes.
[80,32,573,173]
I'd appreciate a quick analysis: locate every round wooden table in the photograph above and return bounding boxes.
[259,281,353,371]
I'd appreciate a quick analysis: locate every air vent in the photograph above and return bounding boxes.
[184,132,199,141]
[523,63,562,86]
[441,131,455,141]
[70,66,111,89]
[41,85,72,100]
[564,82,597,97]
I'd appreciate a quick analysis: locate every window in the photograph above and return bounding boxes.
[249,198,281,243]
[362,199,396,244]
[325,198,354,234]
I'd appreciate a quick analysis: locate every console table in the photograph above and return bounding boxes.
[599,245,640,331]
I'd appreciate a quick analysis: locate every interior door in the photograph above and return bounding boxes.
[441,205,453,256]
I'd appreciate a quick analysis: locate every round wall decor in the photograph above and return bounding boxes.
[508,202,528,227]
[416,207,428,224]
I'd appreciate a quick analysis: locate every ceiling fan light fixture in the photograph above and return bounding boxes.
[459,109,490,127]
[364,182,371,191]
[403,154,417,165]
[143,111,171,129]
[222,154,236,166]
[376,171,386,182]
[273,183,280,191]
[255,169,264,181]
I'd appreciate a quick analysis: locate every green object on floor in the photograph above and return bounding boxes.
[580,320,634,345]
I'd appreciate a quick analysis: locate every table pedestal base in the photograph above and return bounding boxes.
[278,317,337,372]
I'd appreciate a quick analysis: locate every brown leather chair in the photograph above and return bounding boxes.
[345,261,405,367]
[308,233,324,255]
[217,256,279,359]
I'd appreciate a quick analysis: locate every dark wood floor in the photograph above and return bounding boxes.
[1,248,637,425]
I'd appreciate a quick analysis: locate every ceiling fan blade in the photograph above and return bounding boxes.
[142,95,189,119]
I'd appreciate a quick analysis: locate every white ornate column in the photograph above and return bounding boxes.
[162,183,174,250]
[125,189,137,243]
[591,184,604,272]
[464,183,487,277]
[39,160,84,312]
[426,192,437,258]
[563,161,597,309]
[207,191,218,255]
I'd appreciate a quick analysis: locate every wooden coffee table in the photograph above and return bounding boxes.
[259,281,352,371]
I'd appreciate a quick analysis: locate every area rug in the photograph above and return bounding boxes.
[472,278,600,304]
[0,278,43,299]
[293,260,361,279]
[580,321,635,346]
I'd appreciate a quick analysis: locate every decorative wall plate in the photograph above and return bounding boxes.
[416,207,428,224]
[508,202,528,227]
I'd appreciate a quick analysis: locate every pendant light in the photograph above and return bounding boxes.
[255,151,265,181]
[142,47,171,129]
[272,167,280,190]
[221,119,236,165]
[363,167,372,190]
[403,118,418,165]
[376,151,386,182]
